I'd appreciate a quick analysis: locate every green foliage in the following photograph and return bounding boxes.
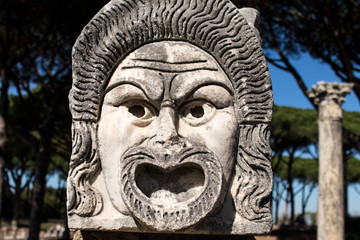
[348,157,360,183]
[343,111,360,136]
[42,187,66,221]
[273,156,318,183]
[2,187,67,222]
[272,105,318,153]
[293,158,318,183]
[343,111,360,153]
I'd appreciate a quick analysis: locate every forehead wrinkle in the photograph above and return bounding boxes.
[131,58,208,64]
[121,60,218,73]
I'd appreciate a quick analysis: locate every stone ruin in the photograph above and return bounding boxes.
[308,82,353,240]
[67,0,273,236]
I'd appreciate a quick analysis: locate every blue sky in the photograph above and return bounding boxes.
[268,53,360,218]
[269,53,359,112]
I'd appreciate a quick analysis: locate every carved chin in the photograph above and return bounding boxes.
[120,146,223,231]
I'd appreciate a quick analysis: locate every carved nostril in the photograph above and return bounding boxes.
[155,139,165,145]
[155,129,179,145]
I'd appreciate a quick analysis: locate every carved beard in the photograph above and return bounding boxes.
[119,145,224,231]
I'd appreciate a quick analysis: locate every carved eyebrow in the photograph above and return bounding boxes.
[102,79,162,104]
[172,80,234,105]
[102,80,148,98]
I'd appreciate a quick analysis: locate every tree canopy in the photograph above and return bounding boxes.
[232,0,360,153]
[0,0,108,239]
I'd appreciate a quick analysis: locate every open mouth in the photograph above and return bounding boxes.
[135,163,205,204]
[119,146,223,231]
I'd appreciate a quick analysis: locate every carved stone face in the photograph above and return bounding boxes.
[98,41,238,231]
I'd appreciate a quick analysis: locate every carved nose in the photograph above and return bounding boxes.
[155,106,178,144]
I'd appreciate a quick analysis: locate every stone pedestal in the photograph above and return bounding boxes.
[73,231,256,240]
[308,82,353,240]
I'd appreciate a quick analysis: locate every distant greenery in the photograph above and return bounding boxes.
[271,105,360,224]
[1,187,66,223]
[344,111,360,136]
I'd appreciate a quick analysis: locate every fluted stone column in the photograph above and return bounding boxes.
[308,82,353,240]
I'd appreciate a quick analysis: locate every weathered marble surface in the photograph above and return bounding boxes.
[308,82,353,240]
[68,0,273,235]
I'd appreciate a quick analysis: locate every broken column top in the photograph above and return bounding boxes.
[307,82,354,106]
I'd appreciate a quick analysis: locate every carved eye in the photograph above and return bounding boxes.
[125,101,158,127]
[129,105,147,118]
[180,100,216,126]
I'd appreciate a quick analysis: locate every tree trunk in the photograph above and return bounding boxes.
[301,184,306,215]
[28,123,53,240]
[0,68,9,228]
[283,192,288,225]
[0,157,4,228]
[63,203,70,240]
[289,179,294,224]
[344,157,348,216]
[275,198,279,225]
[273,180,279,225]
[287,154,295,224]
[11,191,22,228]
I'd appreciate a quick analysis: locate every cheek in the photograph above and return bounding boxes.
[98,108,128,163]
[98,107,155,169]
[97,107,158,213]
[179,107,238,172]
